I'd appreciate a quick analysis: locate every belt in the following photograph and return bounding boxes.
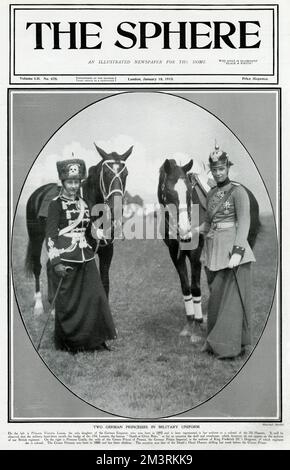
[62,231,88,249]
[211,221,236,230]
[63,231,86,238]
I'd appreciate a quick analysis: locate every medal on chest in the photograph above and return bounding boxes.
[223,201,231,215]
[208,190,224,212]
[216,190,225,200]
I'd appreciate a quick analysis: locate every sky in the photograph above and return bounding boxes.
[19,92,272,213]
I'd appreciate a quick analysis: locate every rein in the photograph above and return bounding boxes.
[95,159,127,250]
[160,175,192,242]
[159,172,206,253]
[100,159,127,202]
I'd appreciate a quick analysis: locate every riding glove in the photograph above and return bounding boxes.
[228,253,242,268]
[54,263,68,278]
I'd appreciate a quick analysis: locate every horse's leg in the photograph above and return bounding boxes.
[26,216,45,315]
[167,242,193,336]
[32,234,45,316]
[188,237,205,343]
[98,243,114,298]
[46,260,55,317]
[189,237,204,323]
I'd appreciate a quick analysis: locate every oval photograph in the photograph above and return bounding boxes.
[12,91,278,419]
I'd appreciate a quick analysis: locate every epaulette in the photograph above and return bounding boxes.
[231,182,240,186]
[208,183,217,191]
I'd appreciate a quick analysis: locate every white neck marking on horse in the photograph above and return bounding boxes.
[175,179,191,237]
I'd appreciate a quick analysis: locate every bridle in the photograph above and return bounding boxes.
[95,159,127,250]
[160,174,192,241]
[100,159,127,202]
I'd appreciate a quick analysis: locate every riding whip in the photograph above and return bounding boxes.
[36,274,65,352]
[228,255,249,330]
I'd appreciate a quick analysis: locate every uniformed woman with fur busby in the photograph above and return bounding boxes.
[199,144,256,359]
[46,158,116,352]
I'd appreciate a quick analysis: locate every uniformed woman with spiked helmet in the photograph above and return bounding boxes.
[199,144,256,359]
[46,158,116,352]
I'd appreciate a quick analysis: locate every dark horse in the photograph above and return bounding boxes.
[158,158,260,339]
[25,144,133,315]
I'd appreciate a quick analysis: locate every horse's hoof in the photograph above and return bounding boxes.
[190,334,200,344]
[196,324,206,335]
[33,306,44,316]
[179,325,192,337]
[34,292,43,316]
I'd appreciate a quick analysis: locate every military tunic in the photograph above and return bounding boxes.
[46,194,95,265]
[46,193,116,352]
[201,181,255,359]
[202,182,255,270]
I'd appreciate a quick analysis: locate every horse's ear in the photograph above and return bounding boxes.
[182,159,193,174]
[121,146,134,161]
[94,143,108,160]
[163,159,171,174]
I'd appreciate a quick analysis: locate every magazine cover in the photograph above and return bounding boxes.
[1,0,288,454]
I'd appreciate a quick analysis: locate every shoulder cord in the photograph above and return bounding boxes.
[59,198,86,236]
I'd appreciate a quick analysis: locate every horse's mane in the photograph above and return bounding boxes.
[157,165,166,205]
[82,160,103,206]
[157,160,176,205]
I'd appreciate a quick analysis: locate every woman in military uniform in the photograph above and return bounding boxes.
[46,158,116,352]
[199,144,256,359]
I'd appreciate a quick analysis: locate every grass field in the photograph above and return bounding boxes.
[12,213,278,418]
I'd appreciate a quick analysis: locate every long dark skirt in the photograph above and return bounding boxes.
[49,260,117,352]
[204,263,252,358]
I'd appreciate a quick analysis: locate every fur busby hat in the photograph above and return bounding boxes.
[56,158,87,181]
[209,143,233,168]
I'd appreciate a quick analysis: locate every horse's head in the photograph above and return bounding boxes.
[158,158,194,240]
[94,144,132,203]
[93,144,133,239]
